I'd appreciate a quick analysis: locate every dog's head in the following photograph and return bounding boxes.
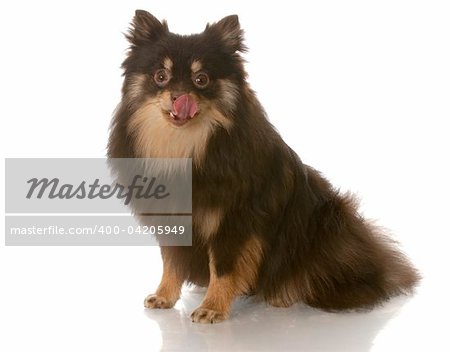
[121,11,246,131]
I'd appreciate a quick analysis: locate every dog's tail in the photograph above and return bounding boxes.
[302,192,420,311]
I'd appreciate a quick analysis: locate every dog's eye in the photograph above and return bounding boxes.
[193,72,210,89]
[153,69,171,87]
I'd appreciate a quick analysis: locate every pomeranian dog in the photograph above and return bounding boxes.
[108,10,419,323]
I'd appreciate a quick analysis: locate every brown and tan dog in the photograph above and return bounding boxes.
[108,10,419,323]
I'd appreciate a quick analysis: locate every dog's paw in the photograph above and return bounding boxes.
[190,307,228,324]
[144,294,175,309]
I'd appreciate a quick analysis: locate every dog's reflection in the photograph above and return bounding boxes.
[144,285,408,351]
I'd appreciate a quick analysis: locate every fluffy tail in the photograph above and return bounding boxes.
[302,193,420,311]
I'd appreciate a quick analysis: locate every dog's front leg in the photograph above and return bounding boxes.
[190,257,235,323]
[190,236,263,323]
[144,248,185,309]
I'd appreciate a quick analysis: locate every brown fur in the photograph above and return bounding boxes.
[108,10,420,323]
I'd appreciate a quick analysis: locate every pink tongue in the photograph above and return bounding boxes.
[172,94,198,120]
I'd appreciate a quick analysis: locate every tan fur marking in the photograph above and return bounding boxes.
[126,73,147,101]
[217,79,239,111]
[144,253,184,309]
[128,95,232,166]
[192,236,264,322]
[191,60,202,73]
[155,256,184,302]
[193,250,235,318]
[208,106,233,131]
[195,208,222,240]
[163,57,173,70]
[198,276,235,314]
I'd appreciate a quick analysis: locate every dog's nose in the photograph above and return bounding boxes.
[171,91,186,102]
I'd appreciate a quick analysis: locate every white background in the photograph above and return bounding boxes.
[1,0,449,351]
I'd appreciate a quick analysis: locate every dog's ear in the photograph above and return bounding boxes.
[126,10,168,45]
[205,15,246,53]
